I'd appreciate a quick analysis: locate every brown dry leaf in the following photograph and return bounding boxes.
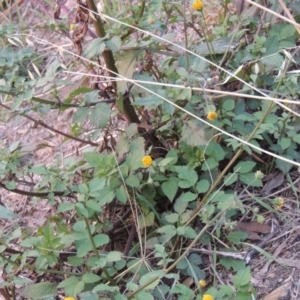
[262,170,285,195]
[264,281,291,300]
[277,258,300,269]
[236,221,271,234]
[182,277,194,288]
[235,221,271,241]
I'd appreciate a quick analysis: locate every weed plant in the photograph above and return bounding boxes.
[1,0,300,299]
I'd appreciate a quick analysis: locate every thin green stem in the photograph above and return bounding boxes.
[200,11,216,61]
[83,217,115,285]
[183,1,190,69]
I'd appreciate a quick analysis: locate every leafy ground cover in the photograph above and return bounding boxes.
[1,0,300,299]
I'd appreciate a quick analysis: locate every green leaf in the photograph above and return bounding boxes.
[217,194,236,210]
[76,239,92,257]
[90,103,112,129]
[292,134,300,144]
[0,205,18,219]
[280,24,296,39]
[57,203,74,213]
[189,253,202,265]
[220,257,246,272]
[86,200,102,213]
[89,178,106,193]
[181,120,207,146]
[105,36,122,52]
[159,157,177,167]
[201,157,218,171]
[196,179,210,193]
[77,183,89,195]
[116,50,138,93]
[175,166,198,188]
[75,202,90,218]
[83,152,103,167]
[138,212,155,229]
[125,137,145,170]
[139,270,163,290]
[166,149,178,164]
[182,226,197,238]
[5,181,16,190]
[279,137,291,150]
[176,226,185,236]
[97,188,115,206]
[126,174,140,187]
[93,284,119,293]
[240,173,262,187]
[264,35,279,55]
[165,213,179,223]
[115,135,129,158]
[174,196,188,214]
[219,284,234,296]
[223,99,235,111]
[234,161,256,174]
[116,186,127,204]
[223,173,238,186]
[106,251,122,262]
[232,266,251,287]
[156,225,176,239]
[93,234,109,247]
[74,281,85,296]
[135,95,163,108]
[84,37,106,58]
[179,192,197,203]
[68,256,83,267]
[30,165,48,175]
[125,123,138,137]
[227,231,248,245]
[82,273,101,283]
[24,282,56,299]
[276,156,294,174]
[79,291,99,300]
[170,284,193,297]
[161,179,178,202]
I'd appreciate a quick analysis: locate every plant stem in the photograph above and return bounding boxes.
[127,209,228,298]
[183,1,190,69]
[83,217,115,285]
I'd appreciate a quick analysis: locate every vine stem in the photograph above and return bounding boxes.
[0,102,99,147]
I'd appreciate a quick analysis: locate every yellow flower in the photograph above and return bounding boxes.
[207,111,218,121]
[192,0,203,11]
[273,197,284,209]
[203,294,214,300]
[148,14,156,24]
[198,279,207,288]
[69,24,76,31]
[64,297,75,300]
[142,155,152,167]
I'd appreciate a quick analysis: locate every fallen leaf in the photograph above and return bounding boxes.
[236,222,271,234]
[235,221,271,241]
[262,171,284,195]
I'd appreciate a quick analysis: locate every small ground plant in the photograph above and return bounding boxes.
[1,0,300,299]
